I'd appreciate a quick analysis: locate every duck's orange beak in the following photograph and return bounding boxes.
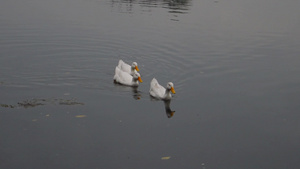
[138,76,143,83]
[171,87,176,94]
[135,66,139,72]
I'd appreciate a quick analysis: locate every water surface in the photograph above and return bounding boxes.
[1,0,300,168]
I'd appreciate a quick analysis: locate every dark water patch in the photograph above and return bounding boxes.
[110,0,191,9]
[109,0,191,21]
[0,98,84,109]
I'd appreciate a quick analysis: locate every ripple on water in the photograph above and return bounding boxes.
[2,0,296,101]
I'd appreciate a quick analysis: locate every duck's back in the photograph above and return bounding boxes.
[149,78,165,98]
[117,60,131,74]
[114,67,132,86]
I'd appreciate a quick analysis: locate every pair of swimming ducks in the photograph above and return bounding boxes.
[114,60,176,100]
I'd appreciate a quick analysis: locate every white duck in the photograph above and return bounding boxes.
[117,60,139,76]
[114,66,142,87]
[149,78,176,100]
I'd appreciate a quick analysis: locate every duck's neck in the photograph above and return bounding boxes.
[131,78,139,86]
[130,67,135,75]
[163,89,172,100]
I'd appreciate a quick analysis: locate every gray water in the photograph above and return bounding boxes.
[1,0,300,168]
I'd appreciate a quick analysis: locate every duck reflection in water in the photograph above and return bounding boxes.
[132,86,142,100]
[113,83,142,100]
[164,100,175,118]
[150,97,176,118]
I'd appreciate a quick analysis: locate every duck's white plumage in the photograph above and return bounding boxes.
[114,67,142,87]
[149,78,175,100]
[117,60,139,76]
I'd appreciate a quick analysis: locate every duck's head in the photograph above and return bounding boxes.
[167,82,176,94]
[131,62,139,72]
[133,72,143,83]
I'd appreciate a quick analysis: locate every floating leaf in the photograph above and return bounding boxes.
[161,156,171,160]
[75,115,86,118]
[32,119,38,122]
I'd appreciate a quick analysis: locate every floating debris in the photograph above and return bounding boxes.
[0,98,84,108]
[1,104,15,108]
[59,99,84,105]
[18,99,45,108]
[161,156,171,160]
[75,115,86,118]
